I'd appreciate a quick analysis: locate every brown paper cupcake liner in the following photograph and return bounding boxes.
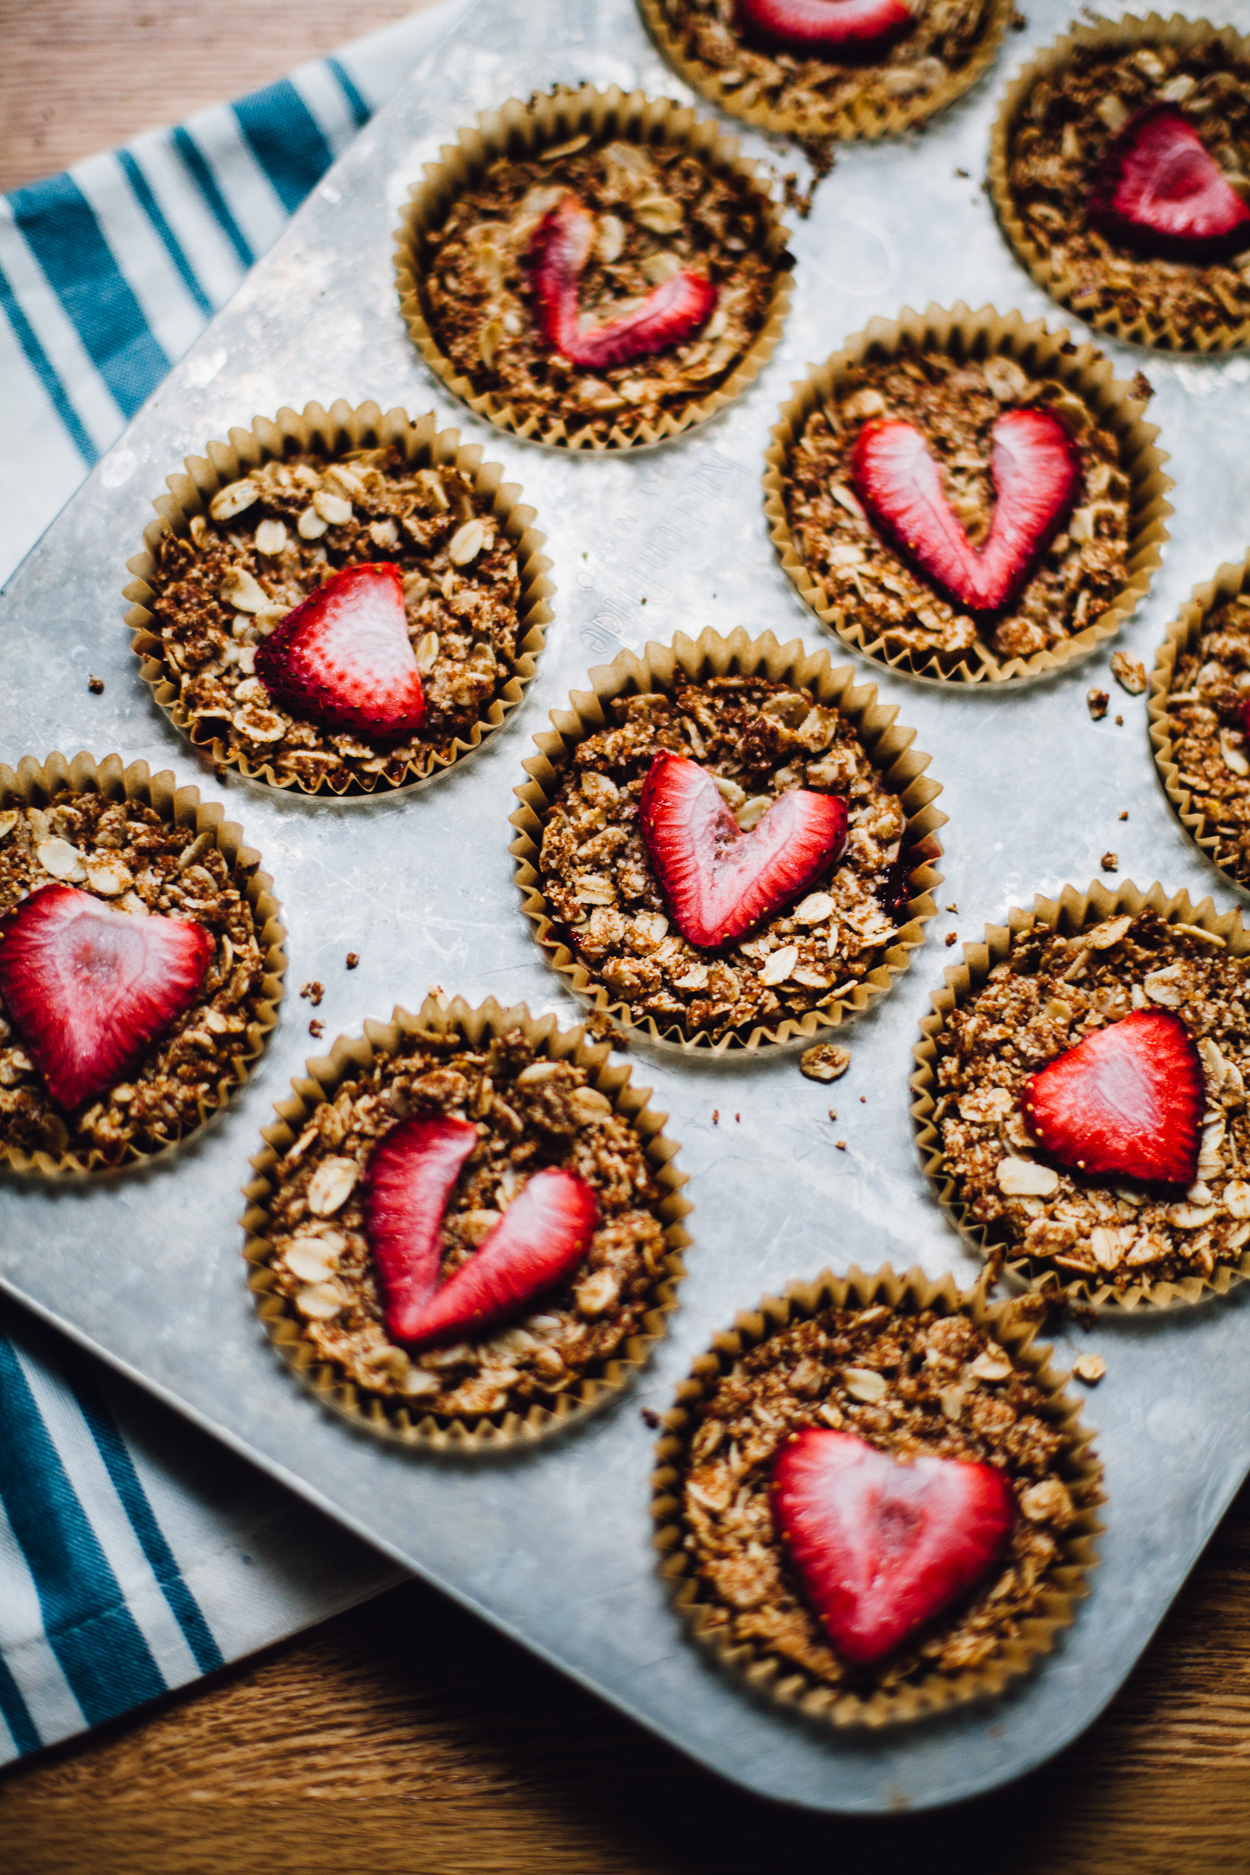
[1148,549,1250,894]
[912,879,1250,1310]
[988,13,1250,355]
[637,0,1013,146]
[651,1262,1102,1729]
[508,625,945,1055]
[243,994,691,1451]
[763,302,1172,684]
[393,84,793,451]
[124,401,553,796]
[0,751,286,1178]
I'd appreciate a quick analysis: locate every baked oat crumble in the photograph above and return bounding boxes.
[1164,593,1250,887]
[536,675,915,1042]
[780,353,1130,668]
[141,445,523,792]
[1006,42,1250,343]
[933,911,1250,1291]
[651,0,1000,134]
[418,123,783,443]
[0,794,267,1163]
[263,1028,671,1419]
[677,1300,1076,1693]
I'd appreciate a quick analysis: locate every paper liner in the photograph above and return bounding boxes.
[911,880,1250,1310]
[124,401,553,796]
[763,301,1172,685]
[508,626,945,1055]
[637,0,1013,145]
[651,1261,1103,1730]
[1148,549,1250,894]
[393,85,793,451]
[0,751,286,1179]
[242,994,690,1451]
[988,13,1250,355]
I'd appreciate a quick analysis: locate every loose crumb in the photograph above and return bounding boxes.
[300,981,325,1006]
[828,1108,837,1121]
[800,1043,851,1083]
[1133,372,1154,403]
[1119,811,1128,821]
[1101,852,1118,872]
[1115,714,1124,727]
[945,931,958,947]
[1110,651,1147,696]
[87,675,105,695]
[712,1109,719,1125]
[1087,689,1109,721]
[641,1406,661,1429]
[346,952,360,970]
[1073,1353,1106,1385]
[835,1138,847,1150]
[945,902,958,913]
[309,1019,325,1039]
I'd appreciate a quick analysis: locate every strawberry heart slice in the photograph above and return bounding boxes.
[0,883,212,1110]
[1022,1007,1203,1186]
[255,561,424,740]
[851,407,1081,613]
[737,0,915,54]
[1092,104,1250,263]
[528,192,717,370]
[772,1429,1014,1666]
[638,750,848,949]
[365,1116,599,1348]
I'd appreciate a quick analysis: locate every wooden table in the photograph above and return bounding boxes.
[2,5,1250,1867]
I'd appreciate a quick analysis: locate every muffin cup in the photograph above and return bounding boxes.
[0,750,286,1178]
[1148,549,1250,894]
[763,302,1172,684]
[637,0,1013,146]
[651,1261,1103,1730]
[509,625,945,1055]
[988,12,1250,355]
[911,879,1250,1309]
[124,401,553,796]
[393,84,793,451]
[243,994,691,1451]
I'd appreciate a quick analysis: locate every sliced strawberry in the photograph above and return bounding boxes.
[365,1115,478,1342]
[737,0,915,54]
[638,751,848,949]
[1092,104,1250,263]
[1022,1007,1203,1186]
[528,192,717,369]
[255,561,424,740]
[0,883,212,1110]
[851,407,1081,613]
[771,1428,1014,1666]
[393,1166,598,1350]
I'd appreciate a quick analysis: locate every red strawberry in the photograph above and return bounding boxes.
[737,0,915,54]
[528,192,717,369]
[255,561,424,740]
[0,883,212,1110]
[1092,104,1250,263]
[638,751,848,949]
[851,407,1081,613]
[365,1116,599,1349]
[365,1115,478,1341]
[1022,1007,1203,1186]
[771,1429,1014,1666]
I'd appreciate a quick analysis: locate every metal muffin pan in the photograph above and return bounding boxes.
[3,0,1250,1813]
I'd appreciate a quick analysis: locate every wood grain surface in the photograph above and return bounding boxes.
[2,3,1250,1868]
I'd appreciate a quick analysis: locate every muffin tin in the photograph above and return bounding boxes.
[2,0,1250,1816]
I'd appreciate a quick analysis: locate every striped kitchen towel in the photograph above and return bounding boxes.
[0,0,468,1766]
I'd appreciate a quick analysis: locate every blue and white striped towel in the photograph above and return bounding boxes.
[0,1,469,1766]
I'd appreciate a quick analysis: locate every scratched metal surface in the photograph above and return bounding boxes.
[3,0,1250,1813]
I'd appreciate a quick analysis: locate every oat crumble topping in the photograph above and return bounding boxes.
[263,1028,671,1419]
[1164,593,1250,887]
[0,794,267,1163]
[536,675,915,1042]
[780,352,1130,669]
[1006,42,1250,343]
[933,911,1250,1291]
[652,0,999,133]
[677,1301,1076,1693]
[141,445,523,793]
[418,128,783,442]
